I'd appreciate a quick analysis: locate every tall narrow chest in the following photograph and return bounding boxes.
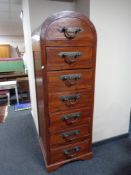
[32,11,97,172]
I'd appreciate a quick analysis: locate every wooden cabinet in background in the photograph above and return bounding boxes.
[32,11,97,172]
[0,45,11,58]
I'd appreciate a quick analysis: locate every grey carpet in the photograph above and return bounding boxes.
[0,106,131,175]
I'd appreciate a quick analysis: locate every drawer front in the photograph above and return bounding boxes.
[47,69,93,93]
[46,47,93,70]
[50,139,91,163]
[46,18,94,42]
[50,125,90,146]
[49,108,91,132]
[48,91,92,113]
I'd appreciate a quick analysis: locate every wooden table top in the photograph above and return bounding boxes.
[0,72,28,79]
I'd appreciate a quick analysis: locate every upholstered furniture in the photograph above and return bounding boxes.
[0,58,25,73]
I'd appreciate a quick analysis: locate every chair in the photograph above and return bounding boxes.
[0,104,8,123]
[17,77,30,103]
[0,90,9,123]
[0,81,19,104]
[0,90,10,106]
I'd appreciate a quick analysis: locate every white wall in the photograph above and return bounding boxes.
[29,0,75,32]
[22,0,75,132]
[75,0,90,17]
[22,0,131,142]
[22,0,39,131]
[0,35,24,57]
[90,0,131,142]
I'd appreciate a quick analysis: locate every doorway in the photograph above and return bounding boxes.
[0,0,31,122]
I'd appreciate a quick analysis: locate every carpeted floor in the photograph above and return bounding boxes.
[0,106,131,175]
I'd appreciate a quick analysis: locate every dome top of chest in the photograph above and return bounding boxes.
[33,11,97,46]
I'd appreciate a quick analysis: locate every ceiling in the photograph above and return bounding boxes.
[0,0,23,36]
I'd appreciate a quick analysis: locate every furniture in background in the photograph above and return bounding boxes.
[0,90,10,106]
[0,81,19,104]
[0,104,8,123]
[0,72,28,104]
[17,77,30,103]
[0,90,9,123]
[0,57,28,104]
[0,72,28,82]
[0,58,25,73]
[32,11,97,172]
[0,44,11,58]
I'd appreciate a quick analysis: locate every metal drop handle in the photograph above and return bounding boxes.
[61,112,81,125]
[60,74,81,87]
[59,52,82,58]
[63,146,80,158]
[60,74,81,81]
[61,112,80,120]
[60,94,80,106]
[60,94,80,101]
[62,130,80,138]
[59,27,84,39]
[59,52,82,64]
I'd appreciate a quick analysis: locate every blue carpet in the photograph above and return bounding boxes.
[0,106,131,175]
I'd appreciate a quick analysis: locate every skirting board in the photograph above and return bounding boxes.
[31,110,39,134]
[93,133,129,147]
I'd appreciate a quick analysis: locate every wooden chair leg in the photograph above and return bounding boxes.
[7,92,10,106]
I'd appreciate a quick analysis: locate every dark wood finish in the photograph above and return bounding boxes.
[17,77,30,102]
[50,139,91,163]
[48,90,92,113]
[0,72,28,82]
[32,11,97,172]
[49,108,91,132]
[50,125,91,147]
[39,137,93,172]
[46,47,93,70]
[33,42,50,163]
[46,18,94,42]
[0,104,8,123]
[47,69,93,93]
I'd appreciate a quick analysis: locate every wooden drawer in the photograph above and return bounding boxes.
[50,125,90,147]
[33,11,97,172]
[49,108,91,132]
[47,69,93,93]
[50,139,91,163]
[46,17,94,42]
[48,90,92,113]
[46,47,93,70]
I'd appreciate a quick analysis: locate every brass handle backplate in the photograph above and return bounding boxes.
[59,52,82,64]
[62,130,80,141]
[61,112,81,125]
[60,74,81,86]
[63,146,80,158]
[59,27,84,39]
[60,94,80,106]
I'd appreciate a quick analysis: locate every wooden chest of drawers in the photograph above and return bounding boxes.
[32,11,97,172]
